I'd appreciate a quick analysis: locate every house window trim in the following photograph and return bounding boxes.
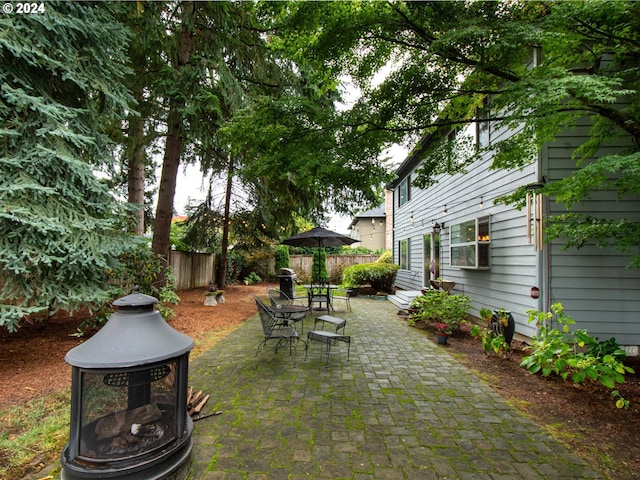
[399,238,410,270]
[475,99,491,148]
[449,216,491,270]
[398,175,411,207]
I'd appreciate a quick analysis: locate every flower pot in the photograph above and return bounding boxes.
[436,333,449,345]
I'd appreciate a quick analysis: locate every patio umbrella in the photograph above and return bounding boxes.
[281,227,360,281]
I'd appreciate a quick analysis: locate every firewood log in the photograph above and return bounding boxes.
[192,394,210,415]
[187,389,203,410]
[95,403,162,440]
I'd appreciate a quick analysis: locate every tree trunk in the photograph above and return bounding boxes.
[127,87,146,235]
[152,106,183,262]
[217,164,233,289]
[151,1,194,265]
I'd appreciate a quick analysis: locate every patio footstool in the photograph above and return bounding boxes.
[314,315,346,334]
[305,330,351,364]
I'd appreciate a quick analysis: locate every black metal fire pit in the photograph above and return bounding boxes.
[61,292,194,480]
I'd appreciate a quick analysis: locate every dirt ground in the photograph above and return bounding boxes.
[0,284,265,411]
[2,284,640,479]
[427,321,640,479]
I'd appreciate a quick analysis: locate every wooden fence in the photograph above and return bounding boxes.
[167,252,380,290]
[169,251,216,290]
[277,254,381,283]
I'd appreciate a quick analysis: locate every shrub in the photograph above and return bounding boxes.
[274,245,290,275]
[471,307,510,357]
[376,250,392,263]
[78,245,180,333]
[341,261,399,292]
[244,272,261,285]
[520,303,635,409]
[408,289,471,333]
[312,249,328,281]
[225,250,245,284]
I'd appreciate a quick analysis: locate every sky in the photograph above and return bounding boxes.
[171,143,407,235]
[169,67,408,235]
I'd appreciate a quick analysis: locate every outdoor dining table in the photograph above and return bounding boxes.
[269,304,308,319]
[303,284,338,311]
[302,284,339,291]
[267,304,309,326]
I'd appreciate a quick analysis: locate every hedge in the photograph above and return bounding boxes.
[342,261,399,293]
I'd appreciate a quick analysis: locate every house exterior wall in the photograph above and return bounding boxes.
[351,218,386,251]
[385,189,394,250]
[541,124,640,346]
[392,119,640,346]
[392,136,540,339]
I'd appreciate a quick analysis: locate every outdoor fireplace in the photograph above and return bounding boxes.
[61,292,194,480]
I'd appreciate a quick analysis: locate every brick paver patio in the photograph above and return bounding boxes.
[187,296,603,479]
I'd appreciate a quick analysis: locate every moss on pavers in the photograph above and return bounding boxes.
[187,296,605,480]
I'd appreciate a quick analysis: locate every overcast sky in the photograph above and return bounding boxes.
[171,143,407,235]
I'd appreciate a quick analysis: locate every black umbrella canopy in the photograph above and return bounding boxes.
[282,227,360,282]
[281,227,360,248]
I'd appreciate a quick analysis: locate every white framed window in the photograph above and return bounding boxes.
[475,109,490,148]
[399,238,410,270]
[450,216,490,269]
[398,175,411,207]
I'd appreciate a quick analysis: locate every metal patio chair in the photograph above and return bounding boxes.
[330,288,351,312]
[267,288,307,333]
[254,296,300,356]
[307,281,331,313]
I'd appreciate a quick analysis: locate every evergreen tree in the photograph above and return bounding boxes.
[0,2,138,330]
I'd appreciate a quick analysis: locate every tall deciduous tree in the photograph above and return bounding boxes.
[0,2,137,331]
[269,0,640,265]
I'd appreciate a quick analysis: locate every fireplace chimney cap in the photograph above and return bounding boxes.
[113,292,158,310]
[64,293,194,369]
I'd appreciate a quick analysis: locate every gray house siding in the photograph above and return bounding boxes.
[392,126,541,339]
[391,115,640,346]
[541,126,640,346]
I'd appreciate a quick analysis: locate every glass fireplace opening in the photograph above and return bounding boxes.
[77,361,178,463]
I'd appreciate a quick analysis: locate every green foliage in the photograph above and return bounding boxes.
[272,0,640,268]
[241,248,273,281]
[342,261,399,293]
[344,245,377,255]
[0,2,137,331]
[408,290,471,333]
[170,221,191,252]
[520,303,635,409]
[225,250,246,285]
[312,249,328,281]
[274,245,290,274]
[76,244,180,332]
[376,250,393,263]
[244,272,262,285]
[180,200,223,254]
[471,307,510,357]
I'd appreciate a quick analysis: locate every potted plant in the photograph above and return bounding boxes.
[434,322,454,344]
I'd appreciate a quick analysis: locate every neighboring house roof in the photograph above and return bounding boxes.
[349,204,386,229]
